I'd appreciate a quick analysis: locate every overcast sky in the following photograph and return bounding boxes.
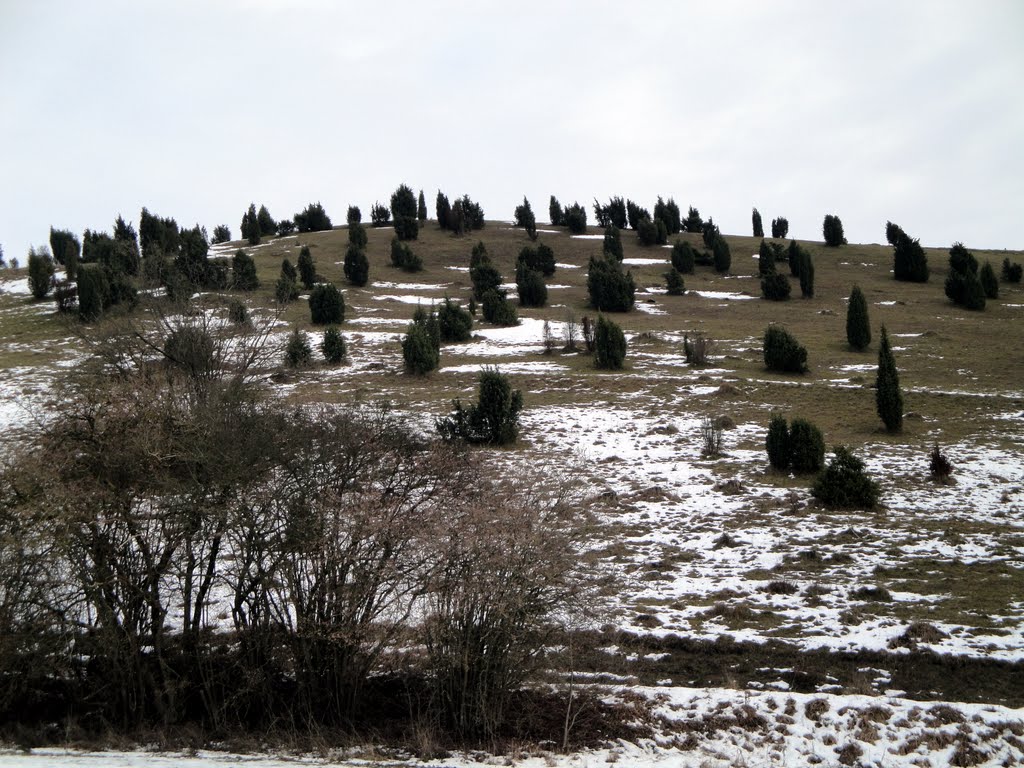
[2,0,1022,260]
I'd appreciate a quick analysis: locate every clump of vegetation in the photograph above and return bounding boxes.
[227,298,248,325]
[893,231,929,283]
[321,325,347,364]
[27,246,56,299]
[788,418,825,473]
[812,446,880,509]
[481,289,518,326]
[761,271,791,301]
[518,243,556,276]
[876,326,904,432]
[771,216,789,239]
[402,305,440,374]
[164,325,216,378]
[309,283,344,325]
[294,201,332,233]
[665,268,685,295]
[1001,257,1022,283]
[587,253,635,311]
[763,325,808,373]
[344,244,369,286]
[437,297,473,342]
[231,249,259,291]
[766,414,792,471]
[513,196,537,240]
[945,242,985,310]
[979,261,999,300]
[563,201,588,234]
[470,241,502,300]
[390,237,423,272]
[347,205,361,225]
[700,417,723,457]
[752,208,764,237]
[671,240,697,274]
[370,201,391,227]
[391,183,419,241]
[436,367,523,445]
[636,216,667,246]
[593,315,626,370]
[929,444,953,483]
[284,328,313,367]
[846,285,871,350]
[683,333,712,366]
[603,226,624,261]
[297,245,317,289]
[515,262,547,307]
[275,258,299,303]
[822,214,847,247]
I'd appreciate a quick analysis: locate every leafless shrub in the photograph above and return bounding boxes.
[542,319,555,355]
[930,444,954,483]
[683,332,713,366]
[701,417,724,457]
[563,310,578,351]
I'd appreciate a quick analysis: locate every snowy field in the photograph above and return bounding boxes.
[1,262,1022,766]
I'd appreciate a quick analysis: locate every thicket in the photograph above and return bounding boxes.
[593,197,627,230]
[1002,258,1023,283]
[812,447,880,509]
[436,367,523,445]
[294,202,333,233]
[587,253,635,311]
[653,196,682,235]
[370,202,391,227]
[402,305,440,374]
[593,315,626,370]
[562,201,588,234]
[636,216,667,246]
[518,243,556,276]
[763,325,807,373]
[309,283,344,325]
[275,258,299,303]
[846,285,871,350]
[766,414,791,470]
[822,214,846,246]
[876,326,903,432]
[771,216,789,239]
[211,224,231,244]
[139,207,180,259]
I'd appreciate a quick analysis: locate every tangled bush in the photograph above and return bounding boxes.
[436,367,523,445]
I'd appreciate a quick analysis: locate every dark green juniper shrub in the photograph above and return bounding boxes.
[1001,258,1022,283]
[665,268,685,295]
[587,253,635,311]
[979,261,998,299]
[321,325,347,364]
[846,285,871,350]
[812,446,879,509]
[603,226,624,261]
[789,419,825,474]
[284,328,313,368]
[309,283,344,324]
[671,240,697,274]
[297,245,317,289]
[876,326,904,432]
[481,289,518,326]
[402,306,440,374]
[343,244,369,286]
[761,272,791,301]
[763,325,807,373]
[766,414,791,470]
[390,237,422,272]
[593,315,626,370]
[515,263,547,308]
[437,297,473,342]
[231,249,259,290]
[436,367,523,445]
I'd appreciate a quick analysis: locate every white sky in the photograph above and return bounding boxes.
[2,0,1022,258]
